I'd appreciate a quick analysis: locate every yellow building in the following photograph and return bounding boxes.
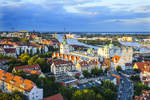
[122,36,133,42]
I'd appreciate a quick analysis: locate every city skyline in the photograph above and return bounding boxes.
[0,0,150,32]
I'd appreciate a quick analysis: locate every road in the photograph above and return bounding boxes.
[117,74,134,100]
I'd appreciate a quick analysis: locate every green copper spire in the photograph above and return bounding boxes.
[62,35,67,45]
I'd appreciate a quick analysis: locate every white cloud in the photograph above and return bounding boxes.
[63,0,150,15]
[1,0,150,15]
[104,17,150,24]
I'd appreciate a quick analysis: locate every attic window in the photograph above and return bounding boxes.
[2,76,6,80]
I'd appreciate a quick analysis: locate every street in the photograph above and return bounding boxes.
[117,74,134,100]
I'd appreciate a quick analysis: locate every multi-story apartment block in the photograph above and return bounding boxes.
[0,70,43,100]
[51,59,73,75]
[98,46,110,58]
[76,60,99,72]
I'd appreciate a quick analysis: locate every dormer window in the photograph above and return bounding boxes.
[20,84,26,88]
[2,76,6,80]
[10,80,16,84]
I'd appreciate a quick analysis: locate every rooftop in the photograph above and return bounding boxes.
[0,69,35,91]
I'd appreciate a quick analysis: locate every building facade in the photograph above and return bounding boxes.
[0,70,43,100]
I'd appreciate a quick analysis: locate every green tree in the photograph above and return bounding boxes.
[72,89,96,100]
[104,89,116,100]
[116,65,122,72]
[91,68,103,77]
[101,80,117,92]
[83,70,91,78]
[28,55,38,65]
[134,82,149,96]
[11,91,28,100]
[20,38,29,43]
[59,87,75,100]
[130,75,140,82]
[20,53,30,64]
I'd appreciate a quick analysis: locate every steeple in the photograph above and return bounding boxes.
[62,34,67,45]
[109,40,113,48]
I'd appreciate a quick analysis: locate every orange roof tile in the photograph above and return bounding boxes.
[112,56,120,63]
[0,69,35,92]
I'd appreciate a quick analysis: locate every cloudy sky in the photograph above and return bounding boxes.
[0,0,150,32]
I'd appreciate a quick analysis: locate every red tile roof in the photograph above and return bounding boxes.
[14,64,41,72]
[134,96,144,100]
[112,56,120,63]
[53,59,73,66]
[43,94,63,100]
[22,69,42,76]
[135,62,150,72]
[0,69,35,91]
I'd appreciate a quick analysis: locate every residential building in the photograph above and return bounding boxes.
[41,39,59,48]
[50,59,73,75]
[57,78,78,87]
[76,60,98,72]
[118,36,133,42]
[133,62,150,87]
[98,46,110,58]
[135,90,150,100]
[13,64,41,73]
[22,69,45,78]
[133,62,150,70]
[0,59,11,71]
[0,70,43,100]
[0,48,16,57]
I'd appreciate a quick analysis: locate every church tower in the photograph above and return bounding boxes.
[60,35,70,54]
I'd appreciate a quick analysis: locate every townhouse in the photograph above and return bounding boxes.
[135,90,150,100]
[0,70,43,100]
[51,59,73,75]
[76,60,99,72]
[13,64,41,73]
[133,62,150,87]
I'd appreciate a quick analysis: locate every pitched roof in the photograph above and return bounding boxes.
[43,94,63,100]
[135,62,150,72]
[112,56,120,63]
[22,69,42,76]
[14,64,41,72]
[53,59,73,66]
[0,69,35,91]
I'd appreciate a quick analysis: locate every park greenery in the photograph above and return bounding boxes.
[116,65,122,72]
[14,70,117,100]
[0,90,27,100]
[18,53,50,72]
[130,75,150,96]
[59,80,117,100]
[82,67,109,78]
